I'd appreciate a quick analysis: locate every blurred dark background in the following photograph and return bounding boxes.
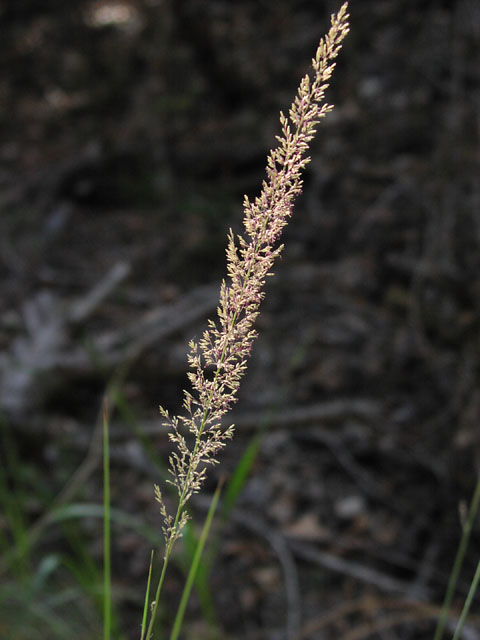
[1,1,479,638]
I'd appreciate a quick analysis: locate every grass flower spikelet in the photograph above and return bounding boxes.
[156,2,349,550]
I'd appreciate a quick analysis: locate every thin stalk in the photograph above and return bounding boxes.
[146,226,268,638]
[433,474,480,640]
[145,540,174,639]
[103,398,112,640]
[451,559,480,640]
[170,479,223,640]
[145,5,349,637]
[141,551,155,640]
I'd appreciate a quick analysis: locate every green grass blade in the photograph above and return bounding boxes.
[181,521,218,630]
[103,398,112,640]
[177,432,262,631]
[31,554,62,593]
[451,559,480,640]
[141,550,155,640]
[0,413,31,579]
[222,432,262,522]
[434,473,480,640]
[169,479,224,640]
[44,503,162,545]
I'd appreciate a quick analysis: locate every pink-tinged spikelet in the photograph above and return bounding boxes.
[155,2,350,549]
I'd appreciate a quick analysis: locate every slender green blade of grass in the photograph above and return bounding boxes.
[451,559,480,640]
[44,503,162,544]
[0,413,31,580]
[145,544,171,639]
[193,431,263,627]
[61,522,103,592]
[169,479,224,640]
[31,554,62,593]
[222,432,262,522]
[178,435,259,622]
[21,597,82,639]
[179,422,266,632]
[434,473,480,640]
[141,550,155,640]
[103,398,112,640]
[180,519,218,630]
[0,574,97,640]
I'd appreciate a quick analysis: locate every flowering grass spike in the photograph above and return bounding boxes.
[146,4,349,636]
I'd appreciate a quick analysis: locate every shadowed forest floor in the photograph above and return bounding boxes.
[1,1,479,638]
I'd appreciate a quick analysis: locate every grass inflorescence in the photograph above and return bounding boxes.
[145,4,350,638]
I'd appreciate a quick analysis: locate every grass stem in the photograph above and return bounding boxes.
[433,473,480,640]
[170,479,224,640]
[451,559,480,640]
[103,398,112,640]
